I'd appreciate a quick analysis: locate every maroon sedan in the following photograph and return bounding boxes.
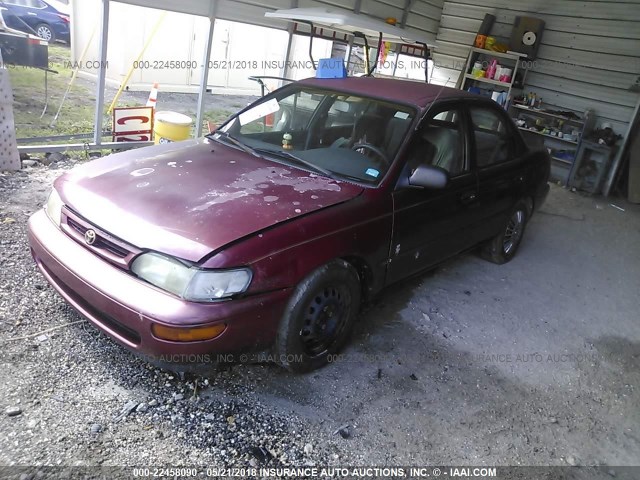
[28,77,550,372]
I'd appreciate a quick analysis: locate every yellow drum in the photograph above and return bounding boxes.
[154,111,193,144]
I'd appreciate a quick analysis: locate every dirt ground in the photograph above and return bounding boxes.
[1,159,639,477]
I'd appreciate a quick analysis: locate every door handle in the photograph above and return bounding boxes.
[460,191,477,204]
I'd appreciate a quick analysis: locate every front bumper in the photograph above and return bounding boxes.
[27,209,292,366]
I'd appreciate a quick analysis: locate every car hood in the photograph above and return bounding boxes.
[57,139,363,262]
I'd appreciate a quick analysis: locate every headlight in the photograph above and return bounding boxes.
[131,252,252,302]
[45,189,63,227]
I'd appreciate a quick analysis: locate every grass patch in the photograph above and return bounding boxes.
[10,46,238,144]
[9,45,97,142]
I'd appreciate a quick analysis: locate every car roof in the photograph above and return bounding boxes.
[297,76,479,110]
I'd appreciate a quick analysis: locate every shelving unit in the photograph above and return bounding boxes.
[458,47,527,106]
[517,126,579,145]
[510,104,596,184]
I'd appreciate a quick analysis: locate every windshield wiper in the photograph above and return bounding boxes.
[207,130,261,157]
[253,148,334,178]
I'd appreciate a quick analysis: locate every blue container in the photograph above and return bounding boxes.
[316,58,347,79]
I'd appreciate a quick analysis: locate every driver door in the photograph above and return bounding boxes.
[387,103,480,284]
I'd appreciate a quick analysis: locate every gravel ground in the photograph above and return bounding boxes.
[1,158,639,477]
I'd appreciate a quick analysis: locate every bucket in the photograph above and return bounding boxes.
[154,111,193,144]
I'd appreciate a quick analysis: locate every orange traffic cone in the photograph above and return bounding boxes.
[146,82,159,108]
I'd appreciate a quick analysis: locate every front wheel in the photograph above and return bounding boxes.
[481,200,529,264]
[275,260,361,372]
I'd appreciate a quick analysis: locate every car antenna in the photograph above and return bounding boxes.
[418,77,451,125]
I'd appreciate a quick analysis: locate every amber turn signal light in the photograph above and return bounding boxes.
[151,323,226,342]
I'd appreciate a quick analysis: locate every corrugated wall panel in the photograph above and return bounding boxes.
[409,0,446,21]
[432,0,640,136]
[440,3,640,38]
[358,0,442,42]
[359,0,406,21]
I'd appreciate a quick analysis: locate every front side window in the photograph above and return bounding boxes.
[405,107,467,177]
[217,86,416,185]
[470,107,515,167]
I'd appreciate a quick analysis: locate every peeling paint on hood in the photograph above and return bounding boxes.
[57,139,363,262]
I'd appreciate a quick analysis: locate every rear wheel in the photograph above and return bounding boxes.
[275,260,361,372]
[36,23,55,42]
[481,200,528,264]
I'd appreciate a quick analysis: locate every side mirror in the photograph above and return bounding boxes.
[409,164,449,189]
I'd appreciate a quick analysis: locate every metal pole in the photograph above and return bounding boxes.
[282,0,298,81]
[93,0,109,146]
[394,0,412,79]
[282,28,294,80]
[603,95,640,196]
[195,1,217,138]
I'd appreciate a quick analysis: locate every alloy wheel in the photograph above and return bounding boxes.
[37,25,53,42]
[503,210,525,254]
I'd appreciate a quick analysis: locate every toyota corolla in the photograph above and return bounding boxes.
[27,77,550,372]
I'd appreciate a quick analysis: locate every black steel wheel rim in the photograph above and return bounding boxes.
[299,285,350,357]
[503,209,525,254]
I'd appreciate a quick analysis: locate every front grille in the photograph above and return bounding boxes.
[67,217,129,258]
[62,208,140,269]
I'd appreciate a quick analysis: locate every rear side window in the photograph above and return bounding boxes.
[470,107,515,167]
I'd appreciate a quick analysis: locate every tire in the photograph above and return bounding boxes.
[481,200,529,264]
[275,260,361,373]
[36,24,55,43]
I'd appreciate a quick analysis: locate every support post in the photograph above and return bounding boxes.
[195,1,217,138]
[282,0,298,81]
[93,0,109,146]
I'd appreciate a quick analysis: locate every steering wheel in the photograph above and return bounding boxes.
[351,143,390,165]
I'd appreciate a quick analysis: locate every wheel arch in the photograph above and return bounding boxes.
[341,255,374,302]
[523,196,534,217]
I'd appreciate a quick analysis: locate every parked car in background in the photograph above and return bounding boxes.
[0,0,70,43]
[27,77,550,373]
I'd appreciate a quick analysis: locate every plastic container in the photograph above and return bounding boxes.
[498,67,513,83]
[471,61,485,78]
[474,34,487,49]
[486,59,498,80]
[154,111,193,144]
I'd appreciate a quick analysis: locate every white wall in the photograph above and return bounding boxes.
[431,0,640,136]
[72,0,198,92]
[72,0,446,94]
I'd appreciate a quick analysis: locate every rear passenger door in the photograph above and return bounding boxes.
[468,104,527,241]
[1,0,27,32]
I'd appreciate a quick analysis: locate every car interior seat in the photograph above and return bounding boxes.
[420,127,462,175]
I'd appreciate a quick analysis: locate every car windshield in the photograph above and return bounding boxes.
[213,86,416,185]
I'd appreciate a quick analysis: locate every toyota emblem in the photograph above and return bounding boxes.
[84,229,97,245]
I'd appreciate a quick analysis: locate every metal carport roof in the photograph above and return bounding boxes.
[20,0,436,154]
